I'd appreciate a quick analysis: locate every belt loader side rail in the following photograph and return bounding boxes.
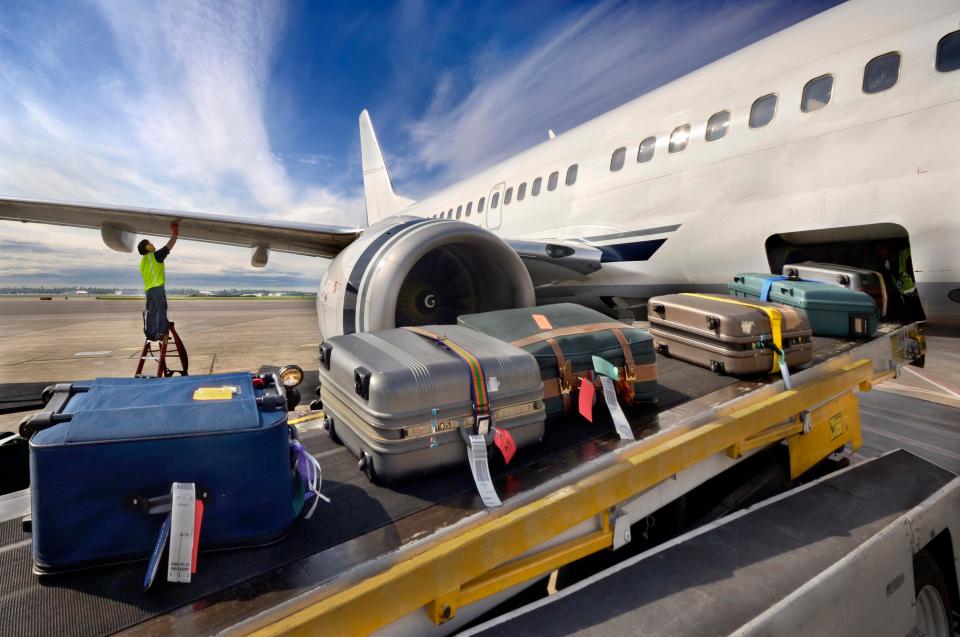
[244,325,924,636]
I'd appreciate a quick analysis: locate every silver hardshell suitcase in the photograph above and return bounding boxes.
[782,262,888,317]
[317,326,545,483]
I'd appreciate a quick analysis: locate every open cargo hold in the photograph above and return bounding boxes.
[728,273,879,338]
[648,293,813,376]
[24,372,301,574]
[782,261,888,317]
[317,325,545,483]
[457,304,656,422]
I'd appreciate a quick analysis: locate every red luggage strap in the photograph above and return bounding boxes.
[404,327,492,435]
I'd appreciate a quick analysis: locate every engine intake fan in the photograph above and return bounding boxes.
[317,217,534,338]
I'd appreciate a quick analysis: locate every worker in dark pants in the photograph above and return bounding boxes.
[138,222,179,341]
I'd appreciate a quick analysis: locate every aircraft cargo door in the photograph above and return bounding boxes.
[486,182,505,231]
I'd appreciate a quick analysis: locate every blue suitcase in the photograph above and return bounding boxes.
[25,372,306,573]
[728,273,879,338]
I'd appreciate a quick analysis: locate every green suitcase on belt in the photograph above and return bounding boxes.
[458,304,656,422]
[728,273,879,338]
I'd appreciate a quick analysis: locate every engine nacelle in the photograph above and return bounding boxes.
[318,216,535,338]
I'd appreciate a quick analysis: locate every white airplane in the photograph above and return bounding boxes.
[2,0,959,338]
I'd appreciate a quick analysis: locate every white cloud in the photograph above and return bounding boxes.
[0,0,360,289]
[404,0,776,187]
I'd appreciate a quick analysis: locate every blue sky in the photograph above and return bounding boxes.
[0,0,840,289]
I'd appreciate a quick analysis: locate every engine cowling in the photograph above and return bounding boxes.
[317,216,535,338]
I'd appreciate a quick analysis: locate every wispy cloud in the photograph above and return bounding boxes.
[402,0,779,189]
[0,0,360,289]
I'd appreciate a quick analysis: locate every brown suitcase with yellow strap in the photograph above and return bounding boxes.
[458,304,657,423]
[647,293,813,377]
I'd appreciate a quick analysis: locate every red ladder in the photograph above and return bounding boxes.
[135,322,189,377]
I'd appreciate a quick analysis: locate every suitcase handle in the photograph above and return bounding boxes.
[650,303,665,315]
[354,367,372,400]
[706,316,721,331]
[125,486,214,516]
[319,342,333,370]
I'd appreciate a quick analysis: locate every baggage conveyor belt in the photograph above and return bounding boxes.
[465,450,957,637]
[0,325,914,636]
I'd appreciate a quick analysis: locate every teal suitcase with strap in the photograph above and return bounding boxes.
[728,273,878,338]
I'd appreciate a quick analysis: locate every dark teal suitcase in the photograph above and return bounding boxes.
[728,273,878,338]
[458,304,656,423]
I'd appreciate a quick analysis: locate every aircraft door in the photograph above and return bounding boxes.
[486,182,505,231]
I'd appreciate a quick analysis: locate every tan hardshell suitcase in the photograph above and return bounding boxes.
[648,293,813,376]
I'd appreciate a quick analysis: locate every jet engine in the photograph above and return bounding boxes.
[317,216,535,338]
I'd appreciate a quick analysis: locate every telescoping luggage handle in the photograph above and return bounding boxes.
[680,293,794,390]
[404,326,503,508]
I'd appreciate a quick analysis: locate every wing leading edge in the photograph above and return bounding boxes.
[0,197,362,262]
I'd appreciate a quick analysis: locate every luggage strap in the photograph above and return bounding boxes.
[760,275,789,302]
[511,321,642,414]
[680,293,792,387]
[404,327,491,435]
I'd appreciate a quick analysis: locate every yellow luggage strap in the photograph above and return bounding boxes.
[680,293,793,388]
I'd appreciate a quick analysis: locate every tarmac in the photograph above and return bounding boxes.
[1,297,958,470]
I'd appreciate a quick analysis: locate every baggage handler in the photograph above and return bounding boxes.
[137,222,179,341]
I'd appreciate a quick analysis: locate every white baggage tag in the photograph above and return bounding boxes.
[779,357,793,390]
[167,482,195,583]
[467,434,501,508]
[600,376,634,440]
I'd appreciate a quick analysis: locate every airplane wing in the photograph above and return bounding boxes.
[0,197,362,263]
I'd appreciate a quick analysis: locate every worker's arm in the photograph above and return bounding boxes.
[165,222,179,252]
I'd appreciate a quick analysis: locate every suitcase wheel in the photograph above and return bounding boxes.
[709,360,726,375]
[322,416,342,445]
[358,451,379,484]
[655,343,669,355]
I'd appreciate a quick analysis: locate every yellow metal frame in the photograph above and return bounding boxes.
[252,359,876,637]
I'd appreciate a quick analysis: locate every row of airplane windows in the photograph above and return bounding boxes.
[431,164,578,220]
[431,31,960,222]
[609,30,960,171]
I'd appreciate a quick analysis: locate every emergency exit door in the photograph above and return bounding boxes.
[486,182,505,230]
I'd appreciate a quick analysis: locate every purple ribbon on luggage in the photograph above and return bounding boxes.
[291,440,330,519]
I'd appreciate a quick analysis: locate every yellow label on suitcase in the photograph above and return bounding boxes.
[193,386,236,401]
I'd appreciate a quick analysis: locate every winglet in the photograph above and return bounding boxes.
[359,110,415,225]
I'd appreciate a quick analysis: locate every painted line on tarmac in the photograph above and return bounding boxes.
[901,365,960,399]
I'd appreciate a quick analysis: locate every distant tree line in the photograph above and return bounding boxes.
[0,286,315,297]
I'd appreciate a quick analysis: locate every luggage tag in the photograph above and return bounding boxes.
[493,426,516,465]
[467,434,501,508]
[578,376,595,423]
[600,376,634,440]
[531,313,553,330]
[592,356,620,381]
[193,386,237,401]
[168,482,195,583]
[191,500,204,575]
[143,514,171,592]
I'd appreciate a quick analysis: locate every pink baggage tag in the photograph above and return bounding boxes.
[494,427,517,465]
[578,377,595,422]
[191,500,204,574]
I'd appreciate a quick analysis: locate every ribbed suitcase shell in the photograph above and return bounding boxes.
[648,294,813,376]
[457,304,656,423]
[782,262,888,317]
[28,373,297,573]
[728,273,879,338]
[317,326,545,483]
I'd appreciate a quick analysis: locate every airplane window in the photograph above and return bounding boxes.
[705,111,730,142]
[517,182,527,201]
[937,31,960,72]
[448,209,453,219]
[749,93,777,128]
[456,205,462,219]
[669,124,690,153]
[863,52,900,93]
[465,202,473,217]
[565,164,578,186]
[479,197,485,212]
[492,192,500,208]
[504,187,513,205]
[637,136,656,163]
[802,74,833,112]
[610,147,626,171]
[548,171,559,191]
[532,177,542,196]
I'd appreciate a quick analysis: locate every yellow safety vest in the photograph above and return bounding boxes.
[139,252,165,291]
